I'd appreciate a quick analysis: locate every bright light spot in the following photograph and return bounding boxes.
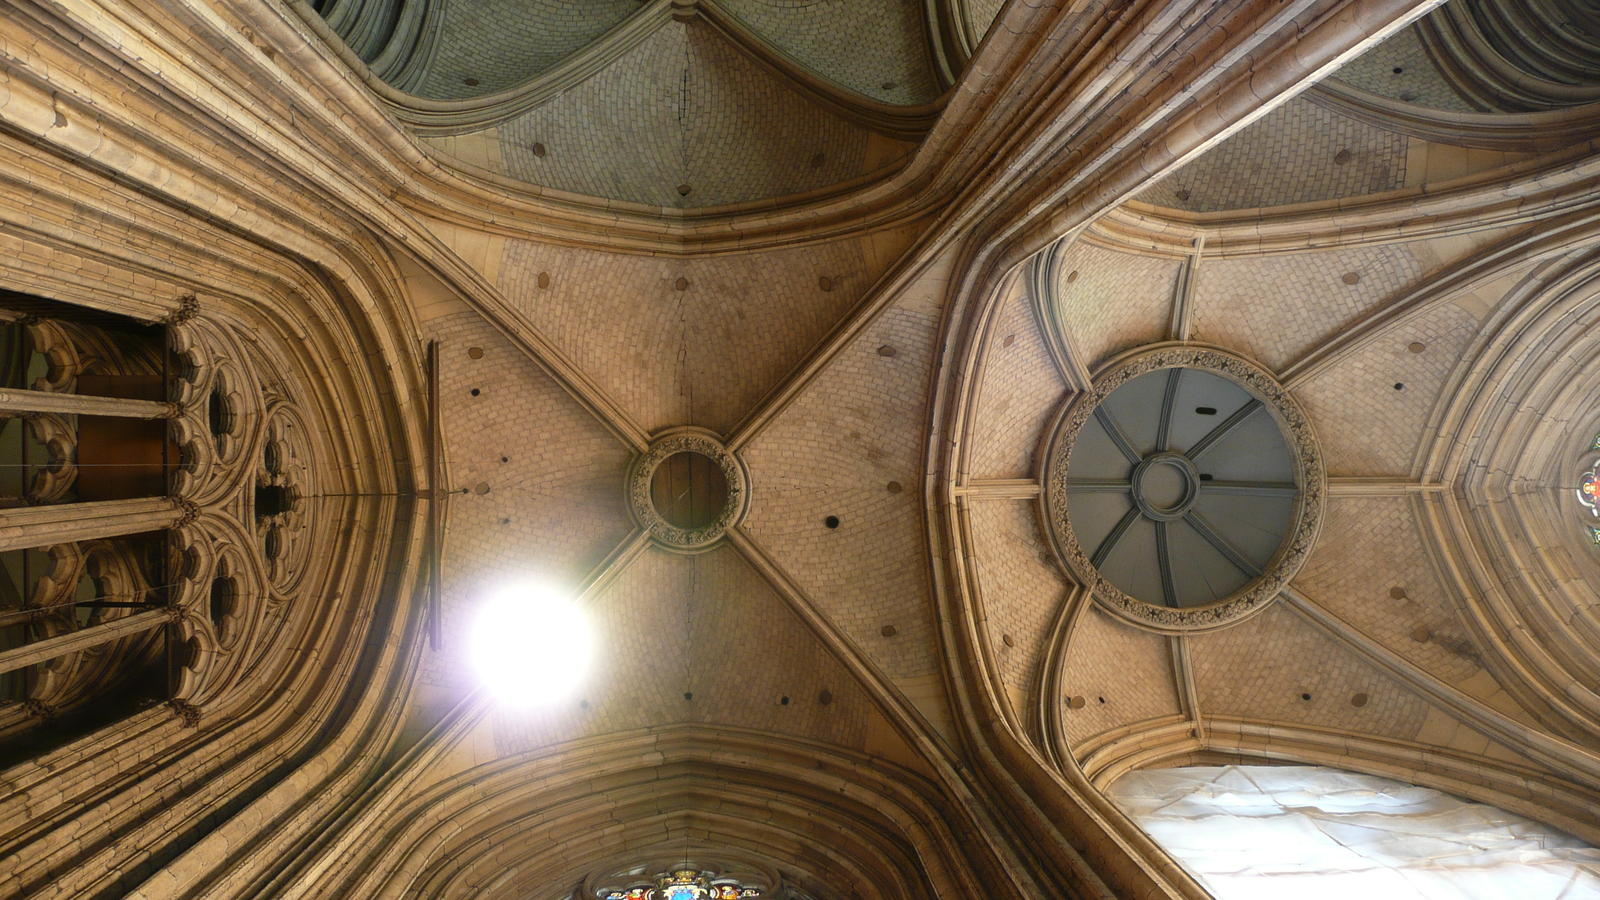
[469,583,591,707]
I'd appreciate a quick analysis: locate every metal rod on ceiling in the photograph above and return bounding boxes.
[426,339,444,651]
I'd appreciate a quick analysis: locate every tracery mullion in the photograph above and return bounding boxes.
[0,388,171,420]
[0,497,184,552]
[1187,399,1262,461]
[0,608,168,676]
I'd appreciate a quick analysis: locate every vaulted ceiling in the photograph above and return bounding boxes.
[3,0,1600,898]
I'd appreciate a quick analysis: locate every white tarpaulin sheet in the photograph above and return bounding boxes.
[1108,765,1600,899]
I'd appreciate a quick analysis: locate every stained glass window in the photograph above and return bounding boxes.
[1575,449,1600,553]
[1579,459,1600,519]
[602,871,760,900]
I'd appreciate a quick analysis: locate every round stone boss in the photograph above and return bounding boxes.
[627,429,749,552]
[1041,346,1325,632]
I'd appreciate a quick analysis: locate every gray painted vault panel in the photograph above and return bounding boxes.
[1065,368,1297,609]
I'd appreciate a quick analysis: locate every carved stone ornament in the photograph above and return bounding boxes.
[1041,345,1325,633]
[627,429,749,553]
[167,698,202,728]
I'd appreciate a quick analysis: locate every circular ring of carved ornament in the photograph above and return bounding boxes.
[628,429,749,553]
[1042,345,1325,633]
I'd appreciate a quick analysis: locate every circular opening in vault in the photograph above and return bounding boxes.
[650,451,728,530]
[1064,367,1299,609]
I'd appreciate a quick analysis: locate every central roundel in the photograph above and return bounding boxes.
[629,429,748,552]
[1043,347,1324,631]
[1131,452,1200,520]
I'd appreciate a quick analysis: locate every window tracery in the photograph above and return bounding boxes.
[0,536,167,744]
[1576,453,1600,543]
[0,288,320,751]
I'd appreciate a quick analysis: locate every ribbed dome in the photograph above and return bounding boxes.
[1064,367,1298,609]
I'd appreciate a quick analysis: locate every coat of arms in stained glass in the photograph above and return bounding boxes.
[1580,461,1600,517]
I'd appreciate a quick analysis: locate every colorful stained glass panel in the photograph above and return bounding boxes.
[1581,464,1600,517]
[601,870,761,900]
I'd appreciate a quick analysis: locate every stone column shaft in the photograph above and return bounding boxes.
[0,608,168,676]
[0,497,184,553]
[0,388,171,419]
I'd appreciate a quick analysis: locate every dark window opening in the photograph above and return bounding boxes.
[0,289,174,504]
[207,387,229,437]
[0,531,168,758]
[255,484,293,519]
[209,577,235,631]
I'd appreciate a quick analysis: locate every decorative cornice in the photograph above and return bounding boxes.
[308,725,983,900]
[1073,715,1600,845]
[1088,143,1600,258]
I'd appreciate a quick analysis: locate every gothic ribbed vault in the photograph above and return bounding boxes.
[2,0,1600,898]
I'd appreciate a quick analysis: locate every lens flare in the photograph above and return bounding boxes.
[469,583,591,707]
